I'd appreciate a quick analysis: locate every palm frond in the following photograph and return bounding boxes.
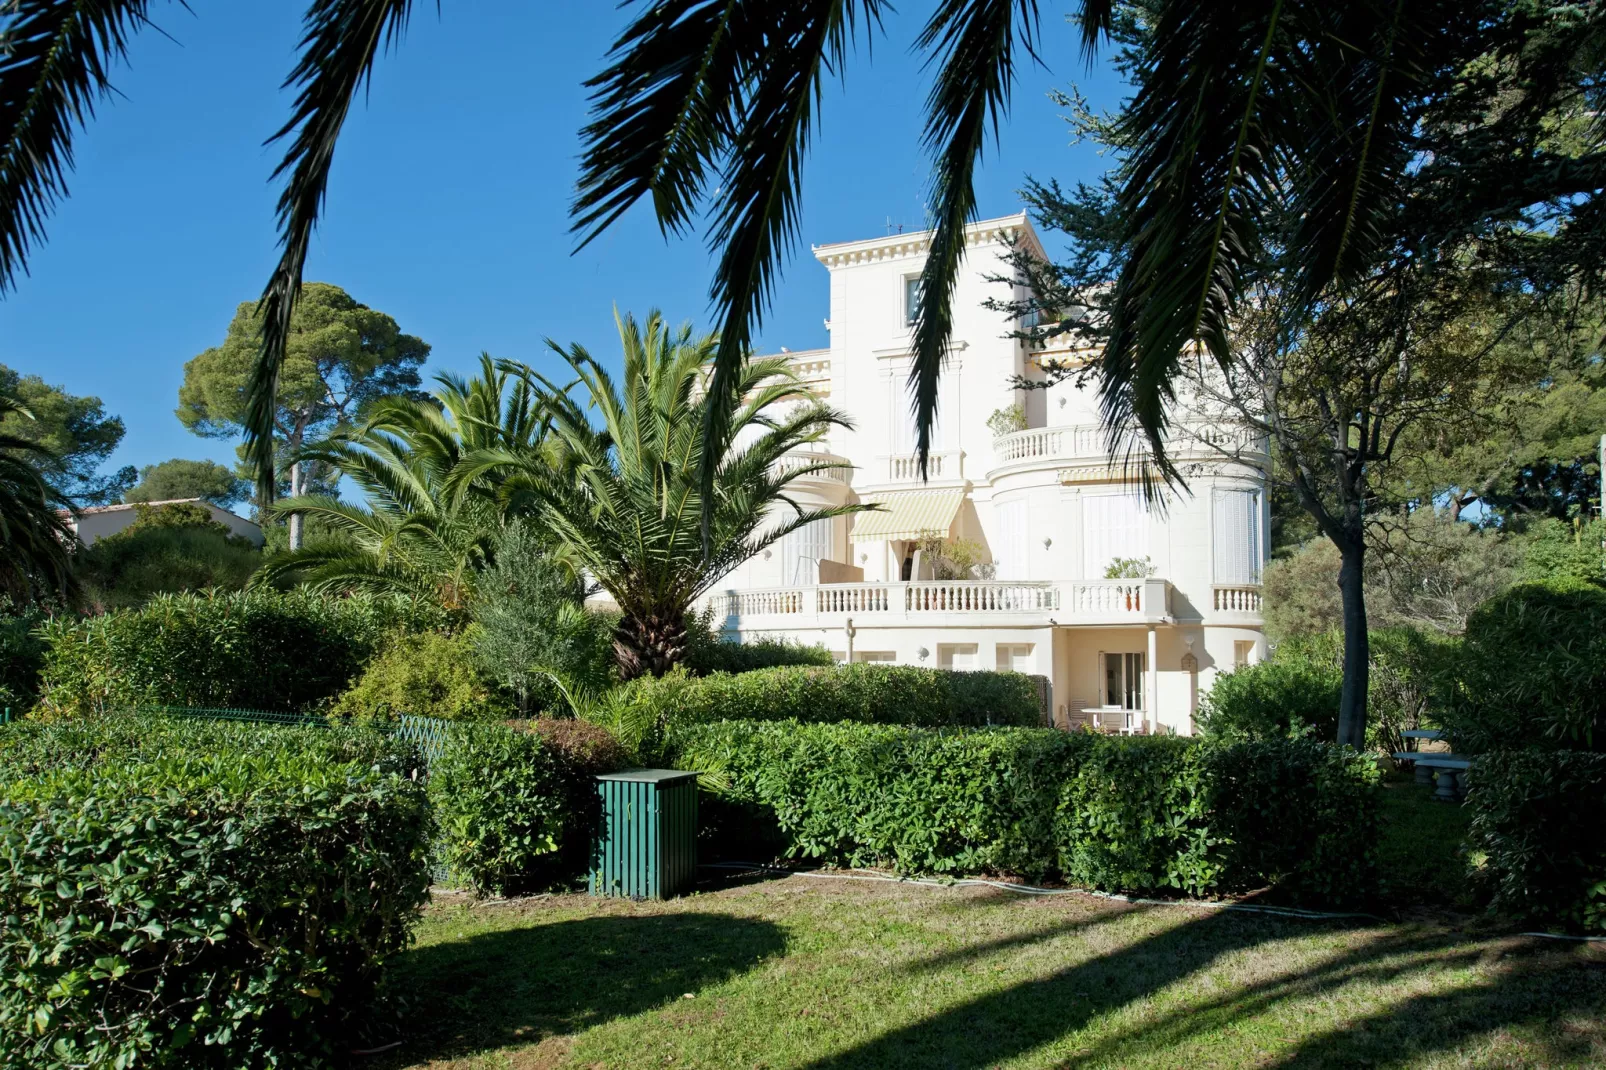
[245,0,418,502]
[1097,0,1295,487]
[0,0,158,292]
[573,1,885,542]
[909,0,1039,472]
[0,394,77,602]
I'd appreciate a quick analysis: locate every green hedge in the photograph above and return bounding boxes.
[0,716,432,1069]
[1467,751,1606,933]
[32,589,448,717]
[331,628,513,721]
[1442,579,1606,753]
[683,624,834,675]
[671,721,1378,902]
[608,663,1043,758]
[430,718,630,896]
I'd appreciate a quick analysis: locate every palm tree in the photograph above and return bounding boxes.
[461,310,861,680]
[0,395,76,604]
[1,2,1596,500]
[254,356,547,612]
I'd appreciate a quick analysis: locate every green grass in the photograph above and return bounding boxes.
[1374,772,1478,909]
[377,874,1605,1069]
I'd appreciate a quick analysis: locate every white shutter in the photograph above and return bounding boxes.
[1212,490,1261,584]
[995,500,1029,580]
[1083,493,1149,577]
[782,519,831,584]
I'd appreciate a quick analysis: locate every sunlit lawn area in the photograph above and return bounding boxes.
[377,784,1605,1070]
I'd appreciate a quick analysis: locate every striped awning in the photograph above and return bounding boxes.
[849,488,965,542]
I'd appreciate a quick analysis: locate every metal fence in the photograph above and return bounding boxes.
[106,705,458,770]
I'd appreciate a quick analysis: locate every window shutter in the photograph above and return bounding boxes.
[996,500,1028,580]
[1213,491,1260,584]
[782,519,831,584]
[1083,493,1149,577]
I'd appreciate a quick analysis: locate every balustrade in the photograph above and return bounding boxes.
[1212,585,1263,613]
[718,578,1169,622]
[1065,581,1145,615]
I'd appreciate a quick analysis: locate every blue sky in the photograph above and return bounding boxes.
[0,5,1128,479]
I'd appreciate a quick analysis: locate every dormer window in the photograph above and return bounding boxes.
[904,276,924,326]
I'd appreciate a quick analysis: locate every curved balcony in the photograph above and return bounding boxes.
[773,450,854,487]
[988,422,1268,481]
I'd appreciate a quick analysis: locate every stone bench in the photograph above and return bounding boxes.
[1392,751,1471,801]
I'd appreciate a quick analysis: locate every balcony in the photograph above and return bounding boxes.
[871,449,966,486]
[712,578,1174,629]
[773,450,854,486]
[989,423,1268,479]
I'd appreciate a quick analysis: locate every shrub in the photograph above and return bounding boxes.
[671,721,1378,902]
[1197,657,1341,742]
[471,522,618,712]
[32,589,447,716]
[0,610,45,711]
[605,663,1043,760]
[429,723,571,895]
[682,618,834,675]
[0,717,432,1069]
[1466,750,1606,933]
[331,628,512,721]
[1200,627,1456,754]
[79,523,261,610]
[1440,579,1606,753]
[513,717,631,881]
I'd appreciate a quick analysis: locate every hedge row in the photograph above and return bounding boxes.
[613,663,1043,747]
[32,590,448,716]
[432,718,630,895]
[1467,750,1606,933]
[0,717,433,1069]
[671,721,1378,903]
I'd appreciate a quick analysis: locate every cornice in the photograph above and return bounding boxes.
[812,213,1045,268]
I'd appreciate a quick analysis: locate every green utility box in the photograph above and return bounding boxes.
[589,769,699,900]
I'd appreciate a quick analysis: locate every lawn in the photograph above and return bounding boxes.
[375,871,1605,1069]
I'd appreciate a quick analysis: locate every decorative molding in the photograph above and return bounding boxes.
[872,340,968,362]
[812,214,1043,268]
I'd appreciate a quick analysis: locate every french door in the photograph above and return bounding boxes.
[1103,652,1146,711]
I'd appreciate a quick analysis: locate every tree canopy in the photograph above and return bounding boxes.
[124,458,248,509]
[0,363,132,507]
[178,282,429,456]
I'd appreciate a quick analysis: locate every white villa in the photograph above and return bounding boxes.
[705,214,1269,735]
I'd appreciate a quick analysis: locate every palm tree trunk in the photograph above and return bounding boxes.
[614,610,689,681]
[1336,538,1369,750]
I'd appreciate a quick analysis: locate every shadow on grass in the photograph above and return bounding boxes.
[802,907,1605,1069]
[377,910,787,1066]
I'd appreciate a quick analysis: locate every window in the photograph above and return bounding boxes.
[904,276,924,326]
[781,518,831,584]
[996,643,1034,672]
[1083,493,1150,577]
[1213,489,1263,584]
[1103,652,1146,710]
[1234,640,1255,669]
[854,651,896,664]
[994,499,1029,580]
[938,643,978,670]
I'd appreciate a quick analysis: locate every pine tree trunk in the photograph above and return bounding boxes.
[288,460,304,551]
[614,610,689,681]
[1335,539,1370,750]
